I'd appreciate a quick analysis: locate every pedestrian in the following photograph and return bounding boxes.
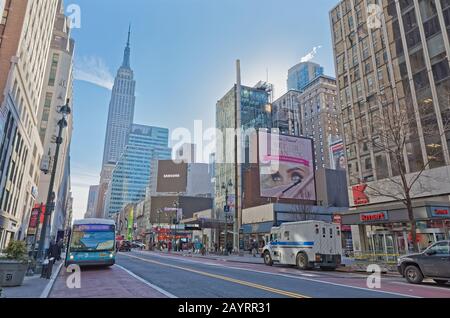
[168,241,172,253]
[214,243,218,254]
[252,240,258,257]
[56,239,63,261]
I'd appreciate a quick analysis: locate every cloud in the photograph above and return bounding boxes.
[300,46,322,63]
[74,56,114,90]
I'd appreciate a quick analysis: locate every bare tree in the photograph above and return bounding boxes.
[348,93,449,252]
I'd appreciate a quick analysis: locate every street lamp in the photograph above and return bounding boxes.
[36,99,71,264]
[222,180,233,255]
[173,200,180,251]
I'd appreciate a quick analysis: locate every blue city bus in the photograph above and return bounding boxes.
[65,219,116,267]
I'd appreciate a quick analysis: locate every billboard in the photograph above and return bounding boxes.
[156,160,188,193]
[259,131,316,200]
[329,139,346,170]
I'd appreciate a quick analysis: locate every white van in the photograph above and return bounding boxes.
[261,220,343,270]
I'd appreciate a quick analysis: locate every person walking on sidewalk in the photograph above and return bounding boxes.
[56,239,63,261]
[251,240,258,257]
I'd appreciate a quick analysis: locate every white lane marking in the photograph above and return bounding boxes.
[40,262,64,298]
[300,273,318,277]
[132,251,419,298]
[115,264,177,298]
[391,281,450,292]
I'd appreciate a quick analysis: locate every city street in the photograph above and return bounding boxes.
[48,251,450,298]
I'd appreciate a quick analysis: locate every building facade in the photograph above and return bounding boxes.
[35,1,74,246]
[105,124,171,217]
[287,61,324,92]
[272,90,302,136]
[299,75,341,169]
[84,185,99,219]
[215,63,272,249]
[330,0,450,256]
[0,0,59,250]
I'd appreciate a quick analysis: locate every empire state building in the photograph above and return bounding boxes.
[96,27,136,217]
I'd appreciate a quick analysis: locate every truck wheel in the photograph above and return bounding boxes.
[296,252,310,270]
[263,251,273,266]
[404,265,423,284]
[433,279,448,285]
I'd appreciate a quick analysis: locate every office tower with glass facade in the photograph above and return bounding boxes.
[105,124,171,217]
[215,73,272,249]
[330,0,450,256]
[287,61,324,92]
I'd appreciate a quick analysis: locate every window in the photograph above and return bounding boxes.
[48,54,59,86]
[427,242,450,255]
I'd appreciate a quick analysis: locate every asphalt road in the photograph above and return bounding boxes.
[114,251,450,298]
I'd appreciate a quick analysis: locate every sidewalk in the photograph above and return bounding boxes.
[49,264,170,298]
[0,261,64,298]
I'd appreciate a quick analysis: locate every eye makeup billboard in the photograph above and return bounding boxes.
[259,131,316,201]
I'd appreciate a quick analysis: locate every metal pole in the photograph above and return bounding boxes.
[224,187,228,255]
[37,116,67,262]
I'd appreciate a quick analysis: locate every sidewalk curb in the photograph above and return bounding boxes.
[39,262,64,298]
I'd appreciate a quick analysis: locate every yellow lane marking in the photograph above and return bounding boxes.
[120,253,311,298]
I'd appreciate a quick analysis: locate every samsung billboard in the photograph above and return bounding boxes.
[258,131,316,201]
[156,160,188,193]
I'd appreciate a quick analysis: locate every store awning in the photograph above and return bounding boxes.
[242,222,274,234]
[182,217,227,229]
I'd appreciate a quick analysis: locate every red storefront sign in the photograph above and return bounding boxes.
[27,204,45,235]
[360,211,388,222]
[430,207,450,217]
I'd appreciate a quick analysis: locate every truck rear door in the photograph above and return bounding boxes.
[319,224,335,255]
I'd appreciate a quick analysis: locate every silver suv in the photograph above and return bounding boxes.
[397,241,450,285]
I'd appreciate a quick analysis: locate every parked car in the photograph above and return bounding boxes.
[119,240,132,252]
[131,241,145,250]
[398,240,450,285]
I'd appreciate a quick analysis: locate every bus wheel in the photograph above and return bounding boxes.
[296,252,309,270]
[263,251,273,266]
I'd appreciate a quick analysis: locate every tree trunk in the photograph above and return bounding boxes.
[406,197,419,253]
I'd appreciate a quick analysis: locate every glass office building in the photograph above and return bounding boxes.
[287,61,324,92]
[215,84,271,248]
[105,124,171,216]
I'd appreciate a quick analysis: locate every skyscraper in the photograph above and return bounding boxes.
[215,61,272,250]
[105,124,171,217]
[287,61,324,92]
[102,26,136,167]
[0,0,59,250]
[96,27,136,218]
[330,0,450,256]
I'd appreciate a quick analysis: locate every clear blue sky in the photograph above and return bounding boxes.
[68,0,340,220]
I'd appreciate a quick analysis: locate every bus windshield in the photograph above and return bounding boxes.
[70,224,115,252]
